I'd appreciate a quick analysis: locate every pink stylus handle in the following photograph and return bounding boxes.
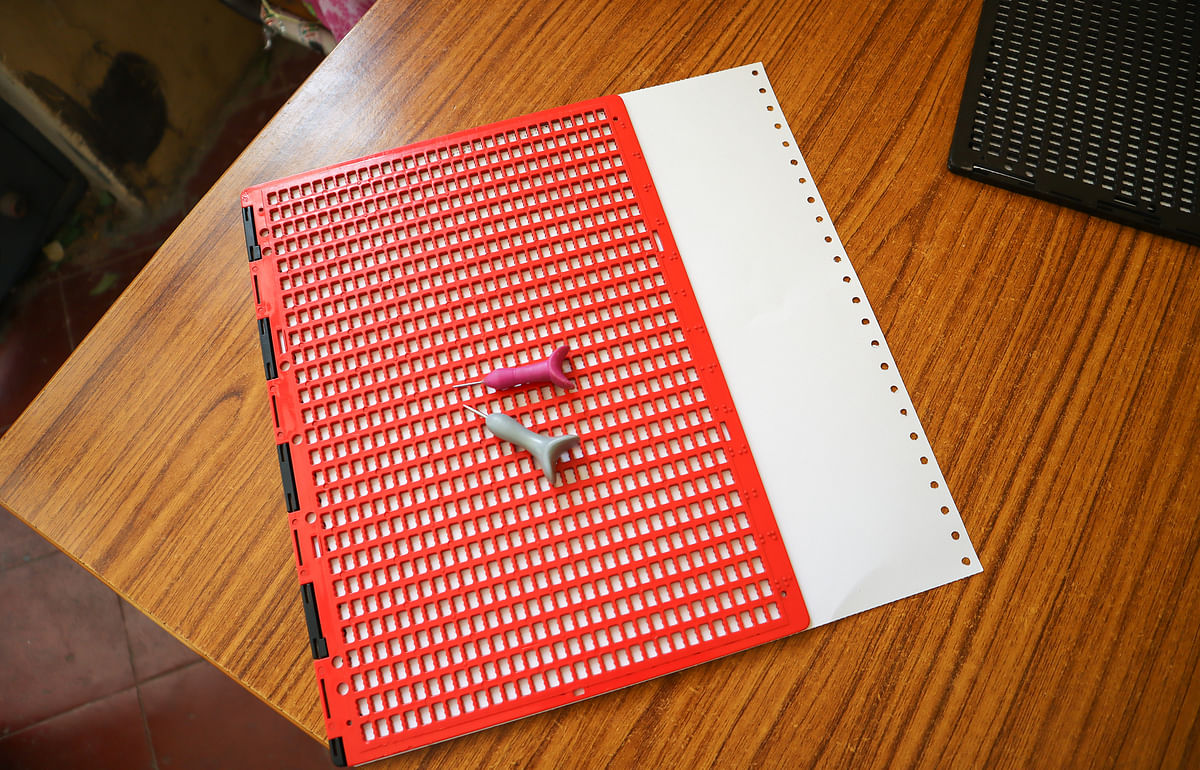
[482,345,573,390]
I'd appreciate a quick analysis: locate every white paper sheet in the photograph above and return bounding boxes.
[622,64,981,627]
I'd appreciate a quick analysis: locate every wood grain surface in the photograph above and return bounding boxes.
[2,0,1198,767]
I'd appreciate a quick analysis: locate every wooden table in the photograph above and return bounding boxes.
[2,1,1197,766]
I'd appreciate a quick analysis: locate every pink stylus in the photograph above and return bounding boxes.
[454,345,574,391]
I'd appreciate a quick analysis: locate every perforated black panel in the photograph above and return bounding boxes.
[950,0,1200,244]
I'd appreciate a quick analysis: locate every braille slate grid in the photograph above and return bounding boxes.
[951,0,1200,242]
[243,95,810,764]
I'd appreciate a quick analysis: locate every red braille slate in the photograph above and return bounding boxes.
[242,94,809,766]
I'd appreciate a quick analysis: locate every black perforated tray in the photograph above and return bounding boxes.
[950,0,1200,245]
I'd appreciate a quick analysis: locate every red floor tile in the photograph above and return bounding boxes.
[0,279,73,428]
[141,661,331,770]
[0,687,154,770]
[0,507,59,572]
[121,600,200,683]
[0,552,135,734]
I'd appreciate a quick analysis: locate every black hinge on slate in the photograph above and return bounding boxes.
[329,737,347,767]
[277,443,299,512]
[258,318,278,380]
[243,206,261,261]
[300,582,329,659]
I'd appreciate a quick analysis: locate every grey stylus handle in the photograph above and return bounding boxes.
[486,413,580,484]
[465,406,580,483]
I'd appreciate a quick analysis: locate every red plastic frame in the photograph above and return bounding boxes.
[243,95,809,765]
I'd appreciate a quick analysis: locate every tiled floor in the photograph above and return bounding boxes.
[0,39,335,770]
[0,536,332,769]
